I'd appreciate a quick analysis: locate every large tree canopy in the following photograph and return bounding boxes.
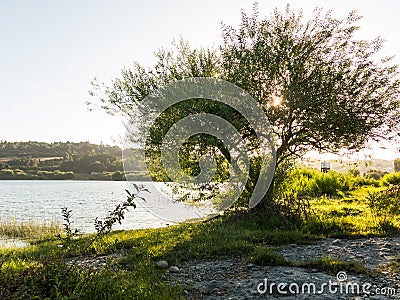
[89,5,400,206]
[221,6,400,165]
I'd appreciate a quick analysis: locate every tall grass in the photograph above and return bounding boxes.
[277,168,379,198]
[0,218,61,241]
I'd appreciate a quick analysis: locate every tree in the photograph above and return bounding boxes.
[221,5,400,166]
[90,5,400,208]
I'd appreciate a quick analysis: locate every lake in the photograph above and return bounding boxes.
[0,180,206,233]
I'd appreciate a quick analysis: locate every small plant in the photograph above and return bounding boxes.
[249,247,288,266]
[274,193,310,224]
[94,187,145,234]
[56,185,149,297]
[60,207,79,239]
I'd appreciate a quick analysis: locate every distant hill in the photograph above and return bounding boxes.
[0,141,127,180]
[0,141,121,159]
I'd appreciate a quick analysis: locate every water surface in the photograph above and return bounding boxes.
[0,180,170,232]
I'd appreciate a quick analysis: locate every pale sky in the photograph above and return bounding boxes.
[1,0,399,159]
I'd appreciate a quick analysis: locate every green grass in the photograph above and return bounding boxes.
[0,183,399,299]
[249,247,288,266]
[303,186,400,237]
[295,256,376,277]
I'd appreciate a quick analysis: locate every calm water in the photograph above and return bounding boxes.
[0,180,171,233]
[0,180,215,233]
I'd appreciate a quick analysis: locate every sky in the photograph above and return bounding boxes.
[1,0,399,159]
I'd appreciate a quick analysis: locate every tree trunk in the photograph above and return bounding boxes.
[252,176,275,213]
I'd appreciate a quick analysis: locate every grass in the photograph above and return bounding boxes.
[0,218,61,240]
[304,186,400,237]
[249,247,288,266]
[0,183,399,299]
[385,255,400,273]
[295,256,376,277]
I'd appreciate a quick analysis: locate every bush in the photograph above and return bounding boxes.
[310,171,349,196]
[276,168,316,197]
[381,172,400,186]
[280,168,350,198]
[367,185,400,218]
[350,176,379,188]
[111,171,125,181]
[0,169,14,177]
[365,169,387,180]
[348,168,360,177]
[278,167,380,200]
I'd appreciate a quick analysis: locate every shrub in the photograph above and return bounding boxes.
[381,172,400,186]
[276,168,317,198]
[365,169,387,180]
[278,167,379,200]
[350,176,379,188]
[377,219,398,234]
[282,168,350,197]
[367,185,400,218]
[348,168,360,177]
[111,171,125,181]
[0,169,14,177]
[310,171,349,196]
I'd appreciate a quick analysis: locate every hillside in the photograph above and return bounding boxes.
[0,141,125,180]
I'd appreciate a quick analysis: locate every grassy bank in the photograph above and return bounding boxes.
[0,182,399,299]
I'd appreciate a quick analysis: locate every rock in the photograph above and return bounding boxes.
[169,266,180,273]
[210,287,220,294]
[156,260,169,269]
[166,236,400,299]
[198,284,210,295]
[310,268,318,273]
